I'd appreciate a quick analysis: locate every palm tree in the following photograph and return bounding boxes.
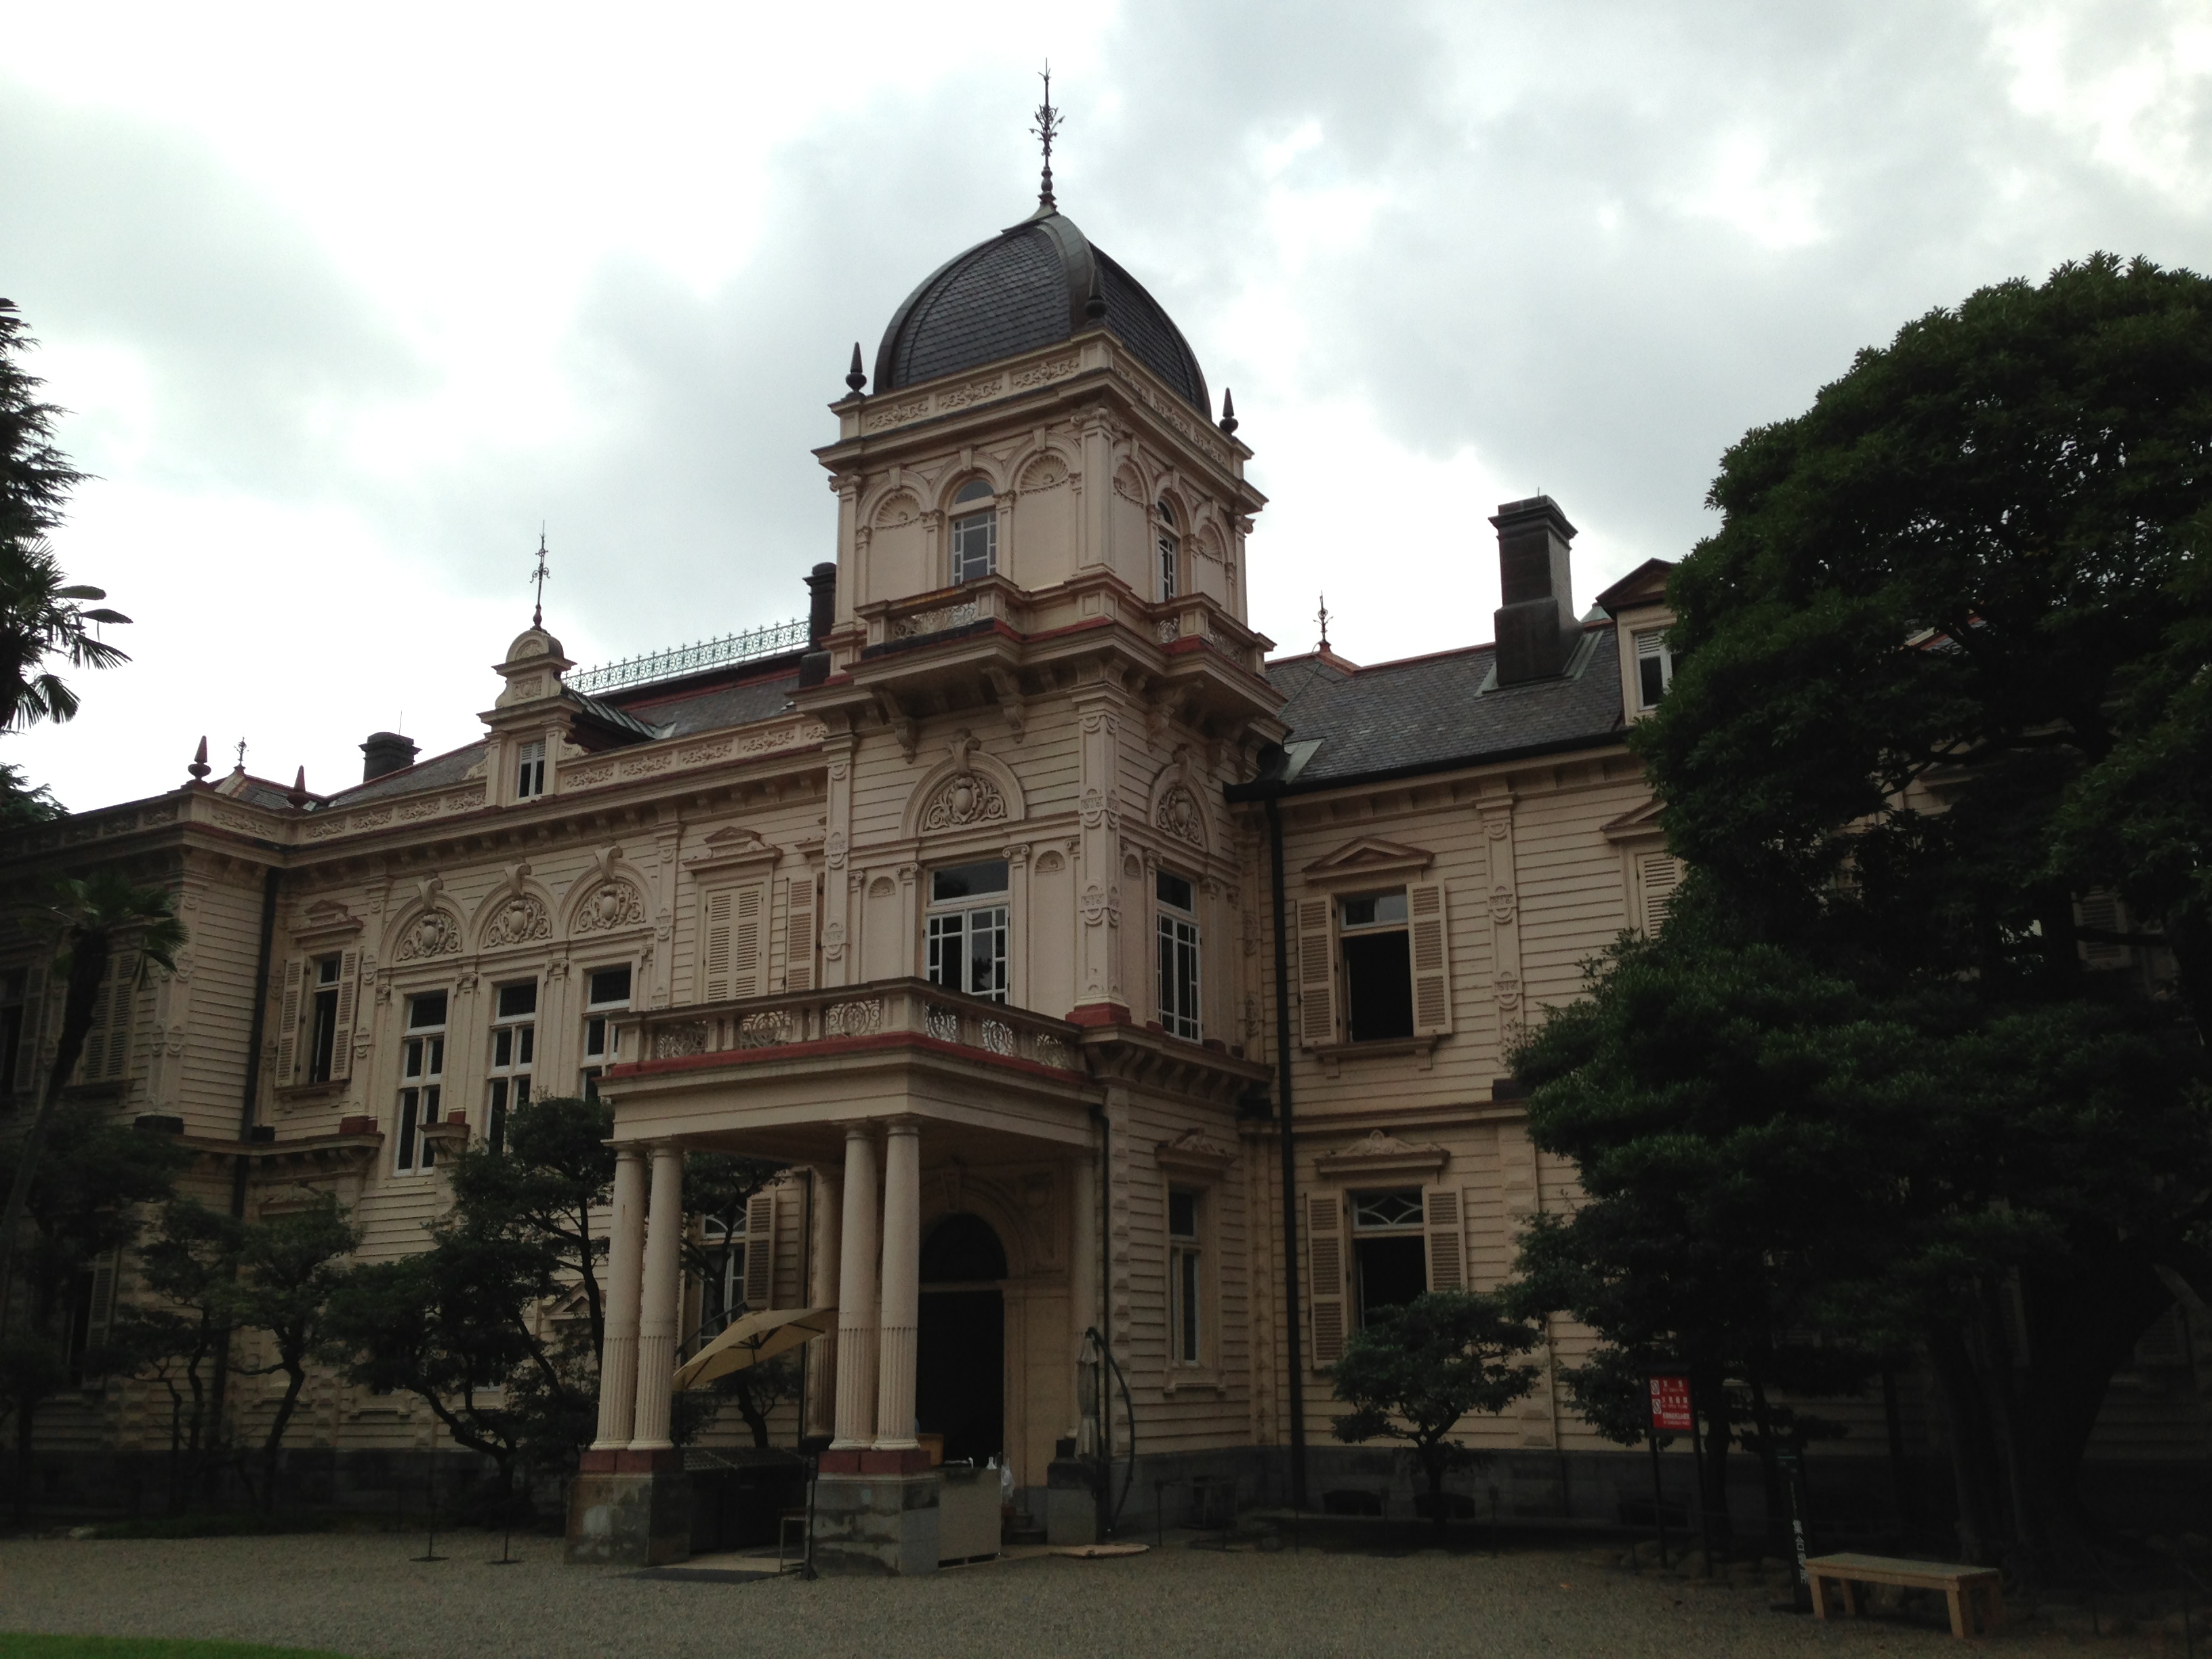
[0,298,128,732]
[0,872,186,1324]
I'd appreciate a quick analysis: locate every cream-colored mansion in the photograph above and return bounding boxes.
[7,188,2198,1566]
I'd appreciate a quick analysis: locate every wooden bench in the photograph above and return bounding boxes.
[1805,1552,2005,1639]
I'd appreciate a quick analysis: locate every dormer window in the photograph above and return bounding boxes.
[950,478,996,583]
[1157,500,1179,600]
[515,739,547,800]
[1634,629,1673,710]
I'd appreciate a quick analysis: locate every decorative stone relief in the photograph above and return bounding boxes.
[981,1019,1015,1056]
[1081,884,1107,925]
[920,771,1007,832]
[394,909,464,961]
[892,600,980,640]
[825,830,848,869]
[1010,356,1080,392]
[925,1006,960,1043]
[573,881,647,935]
[739,1010,793,1048]
[1032,1034,1074,1070]
[482,893,552,949]
[655,1023,709,1059]
[1155,785,1204,848]
[824,996,880,1035]
[1490,886,1518,924]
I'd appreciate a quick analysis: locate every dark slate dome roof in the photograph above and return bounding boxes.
[874,207,1210,414]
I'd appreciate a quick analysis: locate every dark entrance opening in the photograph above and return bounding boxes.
[917,1213,1007,1465]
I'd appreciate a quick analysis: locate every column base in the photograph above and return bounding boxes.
[565,1468,691,1566]
[1046,1458,1099,1547]
[811,1471,940,1576]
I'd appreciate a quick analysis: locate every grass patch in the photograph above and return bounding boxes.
[0,1639,350,1658]
[81,1513,340,1541]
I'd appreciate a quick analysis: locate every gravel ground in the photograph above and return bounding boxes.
[0,1531,2137,1658]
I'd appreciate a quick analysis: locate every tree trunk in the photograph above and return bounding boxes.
[12,1392,34,1521]
[1420,1440,1450,1534]
[262,1359,309,1513]
[1691,1363,1733,1552]
[0,935,109,1326]
[1927,1319,2006,1563]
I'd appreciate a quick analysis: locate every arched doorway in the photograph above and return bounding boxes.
[917,1213,1006,1465]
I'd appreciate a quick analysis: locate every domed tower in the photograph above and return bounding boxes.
[804,173,1282,1025]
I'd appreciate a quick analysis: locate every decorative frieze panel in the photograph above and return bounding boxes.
[891,600,981,640]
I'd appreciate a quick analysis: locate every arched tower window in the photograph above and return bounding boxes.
[951,478,997,584]
[1156,499,1179,600]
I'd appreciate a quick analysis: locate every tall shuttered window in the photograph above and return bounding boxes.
[1635,628,1673,710]
[581,964,632,1099]
[950,477,998,584]
[700,884,767,1002]
[486,980,535,1154]
[1168,1187,1203,1366]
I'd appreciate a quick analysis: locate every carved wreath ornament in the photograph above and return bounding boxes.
[573,880,646,935]
[921,771,1006,832]
[394,909,463,961]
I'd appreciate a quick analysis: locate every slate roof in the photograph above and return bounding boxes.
[1242,623,1626,794]
[874,209,1210,413]
[317,666,805,811]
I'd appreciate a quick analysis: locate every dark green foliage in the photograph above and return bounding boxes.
[0,1109,183,1515]
[1329,1289,1540,1530]
[1513,253,2212,1566]
[230,1193,361,1505]
[0,299,129,735]
[121,1200,247,1510]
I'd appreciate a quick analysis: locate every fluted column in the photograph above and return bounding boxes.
[628,1141,685,1450]
[591,1145,649,1450]
[874,1119,922,1451]
[831,1125,880,1450]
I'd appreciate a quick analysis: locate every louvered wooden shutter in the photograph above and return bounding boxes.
[1296,898,1336,1048]
[327,949,359,1081]
[733,882,766,999]
[1307,1189,1346,1368]
[1423,1185,1465,1292]
[703,890,734,1000]
[785,877,816,992]
[80,1250,119,1384]
[743,1191,777,1310]
[1638,853,1682,936]
[79,952,137,1084]
[12,962,45,1095]
[2077,891,2126,966]
[1409,880,1453,1036]
[273,956,305,1085]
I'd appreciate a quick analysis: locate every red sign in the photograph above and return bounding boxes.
[1648,1374,1694,1433]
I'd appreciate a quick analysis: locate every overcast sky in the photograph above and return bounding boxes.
[3,1,2207,812]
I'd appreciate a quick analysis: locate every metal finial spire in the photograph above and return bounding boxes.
[1317,594,1332,651]
[188,735,210,781]
[1031,62,1061,211]
[234,738,247,770]
[531,528,550,628]
[1219,387,1239,436]
[846,342,867,394]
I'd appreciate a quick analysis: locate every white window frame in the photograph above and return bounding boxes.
[925,863,1009,1004]
[394,991,448,1174]
[515,739,547,800]
[581,963,633,1098]
[1349,1186,1426,1329]
[1155,871,1201,1041]
[1634,628,1673,711]
[699,1206,750,1334]
[1338,888,1414,1043]
[949,489,998,584]
[487,979,536,1153]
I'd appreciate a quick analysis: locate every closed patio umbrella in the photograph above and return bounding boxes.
[672,1304,835,1392]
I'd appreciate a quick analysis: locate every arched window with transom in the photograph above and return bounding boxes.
[950,478,996,583]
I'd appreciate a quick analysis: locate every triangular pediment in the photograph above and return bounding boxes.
[1303,836,1434,886]
[686,824,781,872]
[1601,798,1668,844]
[1593,558,1676,617]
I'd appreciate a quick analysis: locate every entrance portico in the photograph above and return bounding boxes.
[581,978,1107,1572]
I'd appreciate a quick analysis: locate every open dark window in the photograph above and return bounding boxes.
[1351,1188,1426,1326]
[1340,890,1414,1042]
[306,956,342,1082]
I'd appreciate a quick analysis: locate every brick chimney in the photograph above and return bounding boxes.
[360,731,419,783]
[1491,495,1578,685]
